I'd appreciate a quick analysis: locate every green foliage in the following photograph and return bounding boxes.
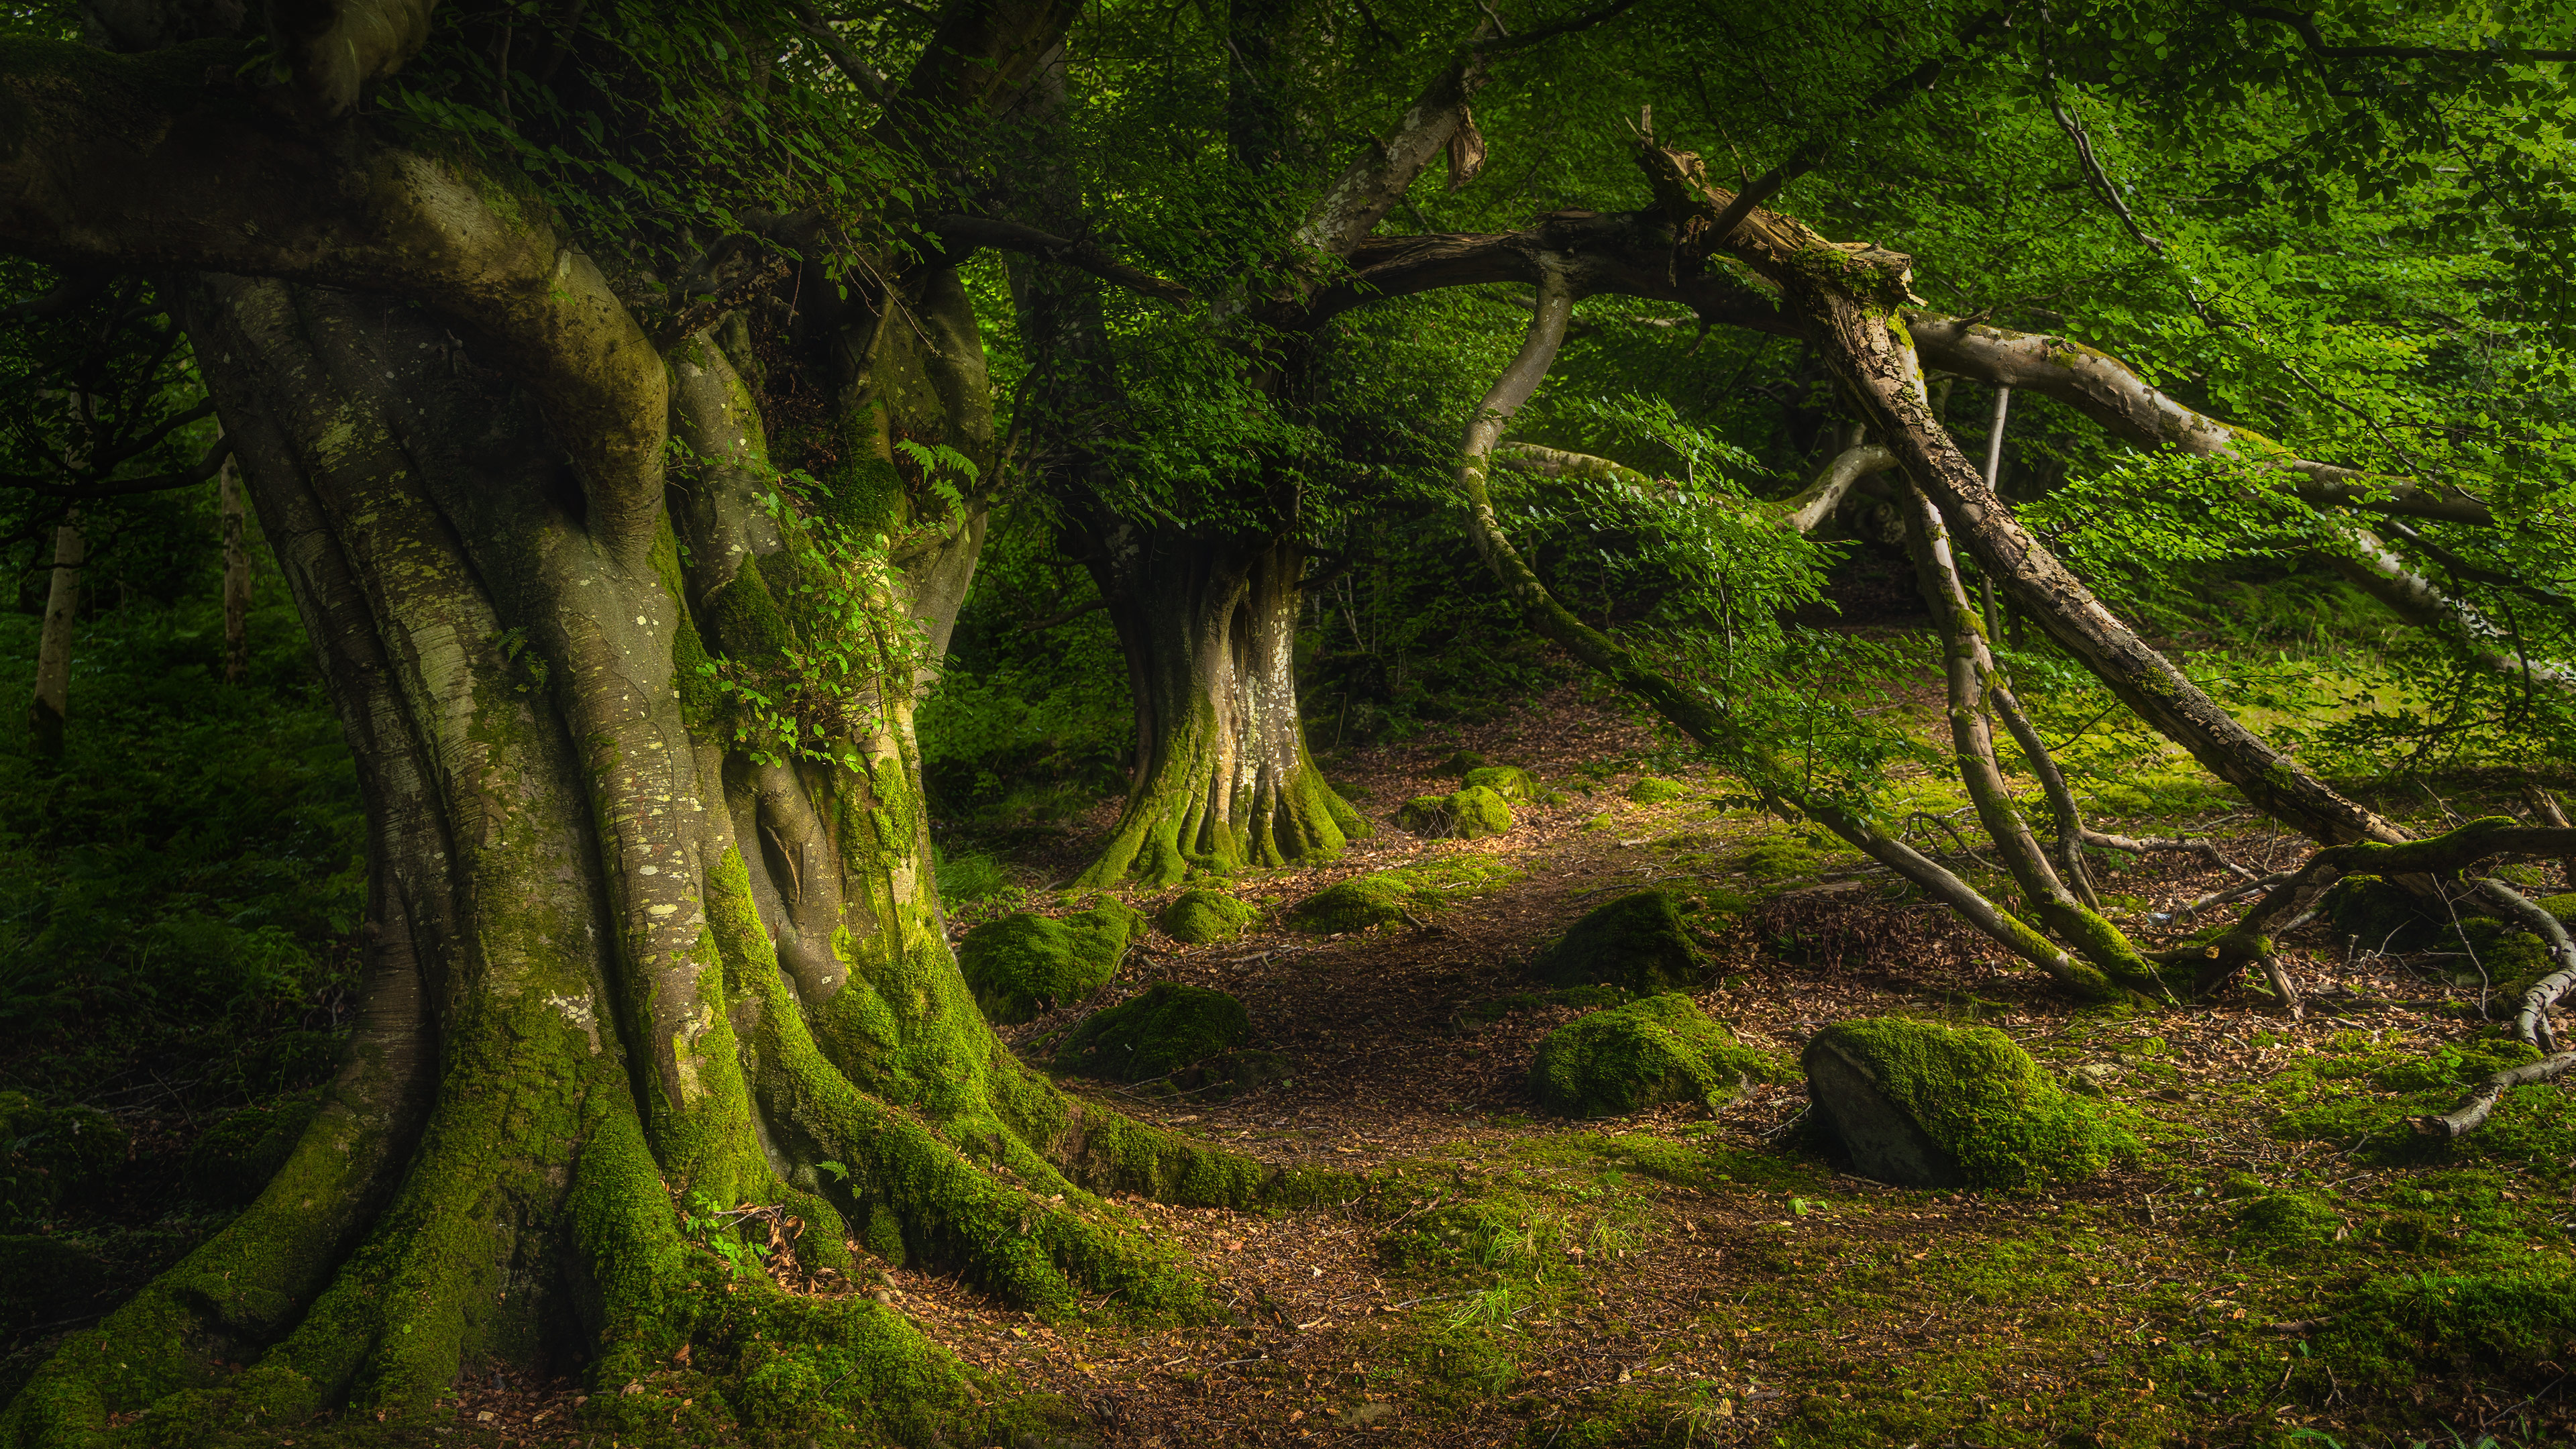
[1528,994,1785,1119]
[1528,891,1704,996]
[1807,1018,2140,1191]
[955,900,1142,1024]
[1157,889,1258,945]
[0,581,364,1106]
[1052,983,1251,1082]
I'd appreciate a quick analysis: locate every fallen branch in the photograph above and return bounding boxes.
[2416,1051,2576,1140]
[2080,828,2257,881]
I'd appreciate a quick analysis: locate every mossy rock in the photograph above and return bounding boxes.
[1529,994,1782,1118]
[1055,982,1251,1082]
[1159,889,1259,945]
[1530,891,1703,994]
[2324,875,2450,953]
[1462,765,1550,804]
[1438,749,1487,775]
[1284,874,1418,933]
[958,899,1144,1024]
[1801,1018,2137,1191]
[1397,785,1515,840]
[1,1091,125,1231]
[1627,775,1688,804]
[185,1098,320,1206]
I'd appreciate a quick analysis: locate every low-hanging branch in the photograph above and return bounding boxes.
[1450,262,2133,1002]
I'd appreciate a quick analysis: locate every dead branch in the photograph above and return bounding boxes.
[2417,1051,2576,1140]
[1985,682,2098,906]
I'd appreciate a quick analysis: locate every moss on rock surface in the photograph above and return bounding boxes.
[1438,749,1487,775]
[1397,784,1515,840]
[1159,890,1259,945]
[1529,891,1703,994]
[1802,1018,2136,1191]
[1529,994,1780,1118]
[1627,775,1688,804]
[957,899,1144,1024]
[1462,765,1552,804]
[1285,875,1416,932]
[1054,983,1252,1082]
[0,1092,124,1230]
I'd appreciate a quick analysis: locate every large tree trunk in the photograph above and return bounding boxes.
[28,515,80,761]
[1077,518,1366,886]
[0,265,1301,1446]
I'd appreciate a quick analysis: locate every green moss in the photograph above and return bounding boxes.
[817,454,910,537]
[183,1099,319,1207]
[1626,775,1688,804]
[1159,889,1258,945]
[1462,765,1551,804]
[0,1234,105,1334]
[708,561,794,661]
[2229,1190,2341,1260]
[1438,749,1487,775]
[1805,1018,2138,1191]
[1734,833,1823,879]
[2324,874,2449,952]
[957,900,1143,1024]
[1285,875,1415,932]
[1396,785,1514,839]
[0,1091,125,1230]
[1529,891,1703,994]
[1053,983,1251,1082]
[1529,994,1784,1118]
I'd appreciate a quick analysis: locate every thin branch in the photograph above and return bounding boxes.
[1705,56,1945,244]
[2418,1053,2576,1140]
[2229,3,2576,64]
[786,0,891,103]
[0,433,233,498]
[932,216,1191,304]
[1469,0,1643,54]
[1771,442,1893,535]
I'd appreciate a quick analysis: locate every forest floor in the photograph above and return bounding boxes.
[13,667,2576,1449]
[861,684,2574,1449]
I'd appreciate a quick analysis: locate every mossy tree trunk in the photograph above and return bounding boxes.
[0,19,1307,1447]
[28,514,80,761]
[1077,517,1366,885]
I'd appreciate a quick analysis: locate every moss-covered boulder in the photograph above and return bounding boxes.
[1397,785,1514,840]
[2229,1188,2342,1262]
[1,1091,125,1230]
[1159,889,1260,945]
[1438,749,1487,775]
[1054,982,1252,1081]
[185,1098,321,1206]
[1460,765,1543,802]
[1285,874,1416,932]
[1529,994,1780,1118]
[1530,890,1703,994]
[1802,1018,2135,1191]
[1626,775,1688,804]
[958,899,1144,1024]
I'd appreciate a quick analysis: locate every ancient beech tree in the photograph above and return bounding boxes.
[0,3,1316,1442]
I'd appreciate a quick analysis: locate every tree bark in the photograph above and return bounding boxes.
[0,21,1315,1442]
[1077,521,1366,885]
[219,446,250,684]
[28,516,81,761]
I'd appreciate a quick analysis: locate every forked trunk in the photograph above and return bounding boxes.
[1077,520,1366,886]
